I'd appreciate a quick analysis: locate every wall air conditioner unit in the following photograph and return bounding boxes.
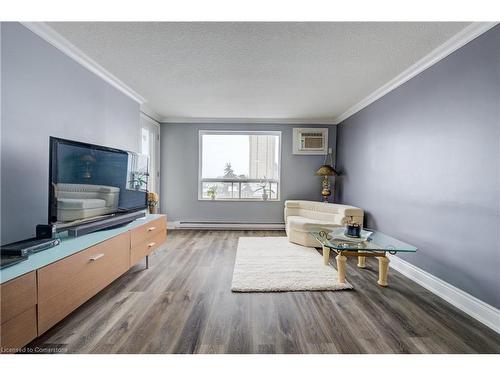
[292,128,328,155]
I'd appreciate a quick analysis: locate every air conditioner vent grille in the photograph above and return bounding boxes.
[301,132,324,137]
[292,128,329,155]
[302,138,324,149]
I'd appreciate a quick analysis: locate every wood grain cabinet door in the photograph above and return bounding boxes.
[37,232,131,335]
[130,231,167,266]
[130,217,167,266]
[130,217,166,249]
[0,272,37,351]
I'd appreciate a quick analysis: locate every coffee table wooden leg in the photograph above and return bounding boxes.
[322,245,330,265]
[357,252,366,268]
[377,256,390,286]
[336,254,347,283]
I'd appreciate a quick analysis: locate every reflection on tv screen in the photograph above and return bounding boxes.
[49,138,148,226]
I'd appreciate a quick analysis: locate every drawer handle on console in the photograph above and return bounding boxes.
[148,242,156,248]
[89,253,105,261]
[147,226,156,232]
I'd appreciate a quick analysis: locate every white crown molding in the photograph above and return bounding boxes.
[388,254,500,334]
[140,105,162,123]
[21,22,146,104]
[20,22,497,123]
[333,22,498,124]
[140,112,161,127]
[160,117,336,125]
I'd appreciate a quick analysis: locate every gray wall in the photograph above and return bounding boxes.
[336,26,500,308]
[161,123,337,223]
[1,23,141,244]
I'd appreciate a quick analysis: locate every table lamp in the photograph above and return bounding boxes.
[315,151,337,202]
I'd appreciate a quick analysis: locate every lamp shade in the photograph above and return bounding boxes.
[315,164,338,176]
[80,154,96,163]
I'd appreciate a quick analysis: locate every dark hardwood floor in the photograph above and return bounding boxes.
[28,230,500,354]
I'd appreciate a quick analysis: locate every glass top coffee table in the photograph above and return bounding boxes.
[309,228,417,287]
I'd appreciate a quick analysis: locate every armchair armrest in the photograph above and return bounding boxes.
[284,200,302,208]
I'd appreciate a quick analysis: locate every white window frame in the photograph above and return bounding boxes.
[198,130,282,201]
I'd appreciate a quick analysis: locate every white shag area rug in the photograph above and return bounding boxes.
[231,237,353,292]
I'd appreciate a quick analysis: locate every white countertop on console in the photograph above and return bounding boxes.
[0,214,165,284]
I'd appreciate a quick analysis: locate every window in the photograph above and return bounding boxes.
[140,114,160,194]
[199,130,281,201]
[141,128,150,156]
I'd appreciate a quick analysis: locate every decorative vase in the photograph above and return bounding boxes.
[147,192,159,214]
[321,176,331,202]
[262,192,268,201]
[345,223,361,238]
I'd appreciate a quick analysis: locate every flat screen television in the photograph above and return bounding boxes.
[49,137,148,229]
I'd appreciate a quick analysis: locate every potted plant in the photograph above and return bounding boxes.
[254,181,275,201]
[129,172,148,190]
[207,185,217,200]
[147,192,159,214]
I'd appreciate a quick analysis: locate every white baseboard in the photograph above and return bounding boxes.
[388,254,500,334]
[167,221,285,230]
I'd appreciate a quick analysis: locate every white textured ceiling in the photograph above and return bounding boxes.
[47,22,470,122]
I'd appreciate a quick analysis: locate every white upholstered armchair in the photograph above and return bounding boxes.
[284,200,364,247]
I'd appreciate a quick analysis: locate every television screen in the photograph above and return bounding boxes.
[49,137,148,227]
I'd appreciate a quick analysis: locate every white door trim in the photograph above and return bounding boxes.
[140,113,161,194]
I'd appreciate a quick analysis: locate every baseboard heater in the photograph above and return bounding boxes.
[171,221,285,230]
